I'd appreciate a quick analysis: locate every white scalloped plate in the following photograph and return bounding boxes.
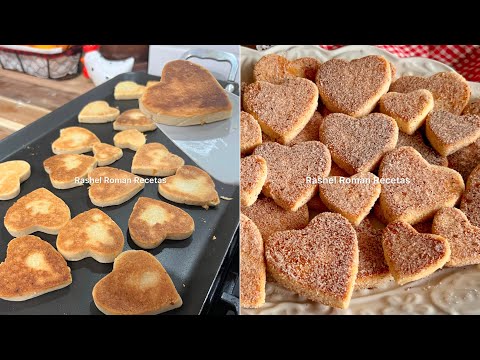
[241,45,480,315]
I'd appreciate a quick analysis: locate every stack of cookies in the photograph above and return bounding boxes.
[240,52,480,310]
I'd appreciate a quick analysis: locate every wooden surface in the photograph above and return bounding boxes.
[0,68,94,140]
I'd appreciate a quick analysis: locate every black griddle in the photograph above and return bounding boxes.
[0,72,239,315]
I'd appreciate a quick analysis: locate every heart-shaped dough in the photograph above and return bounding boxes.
[4,188,71,237]
[139,60,232,126]
[88,167,145,207]
[243,78,318,144]
[44,154,97,189]
[316,55,392,117]
[131,143,184,176]
[240,213,266,309]
[56,208,124,263]
[92,143,123,166]
[78,100,120,123]
[463,100,480,116]
[114,81,146,100]
[113,129,146,151]
[113,109,157,132]
[0,160,31,200]
[319,172,381,226]
[0,235,72,301]
[241,197,309,241]
[379,146,464,224]
[92,250,182,315]
[396,131,447,166]
[253,141,331,211]
[460,164,480,227]
[240,111,262,156]
[128,197,194,249]
[158,165,219,209]
[253,54,321,83]
[266,212,358,309]
[382,221,450,285]
[240,155,267,207]
[390,72,471,115]
[432,207,480,267]
[379,89,434,135]
[52,127,100,155]
[426,110,480,156]
[320,113,398,175]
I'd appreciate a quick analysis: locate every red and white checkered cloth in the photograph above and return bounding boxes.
[321,45,480,82]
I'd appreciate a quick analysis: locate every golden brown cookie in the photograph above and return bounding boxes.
[113,129,146,151]
[92,143,123,166]
[113,109,157,132]
[43,154,97,189]
[131,143,184,176]
[0,160,31,200]
[114,81,146,100]
[240,111,262,156]
[78,100,119,123]
[240,155,267,207]
[253,54,321,84]
[52,127,100,155]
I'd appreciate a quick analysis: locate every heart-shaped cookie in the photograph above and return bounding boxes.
[52,127,100,155]
[382,221,451,285]
[240,111,262,156]
[379,89,434,135]
[56,208,124,263]
[319,172,381,226]
[158,165,219,209]
[92,250,182,315]
[88,167,145,207]
[379,146,464,224]
[44,154,97,189]
[0,160,31,200]
[253,141,331,211]
[4,188,71,237]
[240,155,267,207]
[253,54,321,83]
[114,81,146,100]
[78,100,120,123]
[448,138,480,181]
[0,235,72,301]
[390,72,471,115]
[426,110,480,156]
[241,196,309,241]
[320,113,398,175]
[128,197,194,249]
[243,78,318,144]
[266,212,358,309]
[316,55,392,117]
[240,213,266,309]
[396,131,447,166]
[290,111,323,145]
[463,100,480,116]
[92,143,123,166]
[432,207,480,267]
[460,164,480,227]
[139,60,232,126]
[131,143,184,176]
[113,109,157,132]
[113,129,146,151]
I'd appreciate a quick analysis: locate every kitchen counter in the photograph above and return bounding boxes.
[0,69,94,140]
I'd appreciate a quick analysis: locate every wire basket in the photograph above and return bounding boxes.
[0,45,82,79]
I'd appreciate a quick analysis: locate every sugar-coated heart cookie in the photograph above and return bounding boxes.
[390,72,471,115]
[128,197,194,249]
[241,155,267,207]
[242,196,309,241]
[448,137,480,181]
[379,89,434,135]
[240,111,262,156]
[354,215,391,289]
[319,172,381,226]
[56,209,123,263]
[92,250,182,315]
[382,221,450,285]
[114,81,146,100]
[266,212,358,309]
[158,165,220,209]
[253,54,321,84]
[78,100,119,123]
[0,235,72,301]
[320,113,398,175]
[113,129,146,151]
[432,207,480,267]
[52,127,100,155]
[113,109,157,132]
[0,160,31,200]
[4,188,71,237]
[131,143,184,176]
[253,141,331,211]
[243,78,318,144]
[460,164,480,227]
[240,213,266,309]
[44,154,97,189]
[396,131,447,167]
[316,55,392,117]
[426,110,480,156]
[88,167,145,207]
[92,143,123,166]
[379,146,464,224]
[463,100,480,116]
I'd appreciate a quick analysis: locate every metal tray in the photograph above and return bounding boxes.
[0,72,239,315]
